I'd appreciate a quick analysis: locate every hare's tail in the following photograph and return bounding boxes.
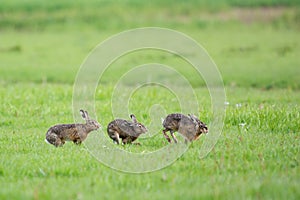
[161,118,164,125]
[45,138,51,145]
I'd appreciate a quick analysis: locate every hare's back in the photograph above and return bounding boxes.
[109,119,140,137]
[163,113,186,129]
[166,113,184,120]
[49,124,78,139]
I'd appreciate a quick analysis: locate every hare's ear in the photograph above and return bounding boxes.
[80,110,90,120]
[189,114,197,123]
[191,114,198,118]
[130,114,137,123]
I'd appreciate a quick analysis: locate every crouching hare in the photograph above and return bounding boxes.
[45,110,101,147]
[107,114,147,145]
[162,113,208,143]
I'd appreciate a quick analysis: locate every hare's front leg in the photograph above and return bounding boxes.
[73,138,82,145]
[122,137,135,145]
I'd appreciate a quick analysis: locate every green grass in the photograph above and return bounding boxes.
[0,84,299,199]
[0,1,300,199]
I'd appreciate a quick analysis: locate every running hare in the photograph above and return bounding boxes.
[107,114,147,145]
[45,110,100,147]
[162,113,208,143]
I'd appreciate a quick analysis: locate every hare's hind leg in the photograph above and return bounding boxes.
[46,132,64,147]
[109,131,120,144]
[162,129,171,143]
[170,130,178,143]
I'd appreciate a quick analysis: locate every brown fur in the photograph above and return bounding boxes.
[162,113,208,143]
[45,110,100,147]
[107,114,147,145]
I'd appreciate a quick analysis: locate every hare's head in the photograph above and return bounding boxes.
[197,121,208,134]
[188,114,208,134]
[80,110,101,130]
[130,114,148,134]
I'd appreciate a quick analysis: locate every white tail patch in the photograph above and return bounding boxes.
[44,139,51,145]
[161,118,164,125]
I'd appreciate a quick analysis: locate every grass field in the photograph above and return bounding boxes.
[0,1,300,199]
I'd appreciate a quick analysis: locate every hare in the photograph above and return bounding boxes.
[107,114,147,145]
[162,113,208,143]
[45,110,101,147]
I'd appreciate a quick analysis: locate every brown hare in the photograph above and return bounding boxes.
[107,114,147,145]
[45,110,100,147]
[162,113,208,143]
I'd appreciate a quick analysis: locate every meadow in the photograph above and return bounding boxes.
[0,0,300,199]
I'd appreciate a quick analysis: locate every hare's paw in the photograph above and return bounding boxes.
[73,139,82,145]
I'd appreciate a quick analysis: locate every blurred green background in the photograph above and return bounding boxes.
[1,0,300,88]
